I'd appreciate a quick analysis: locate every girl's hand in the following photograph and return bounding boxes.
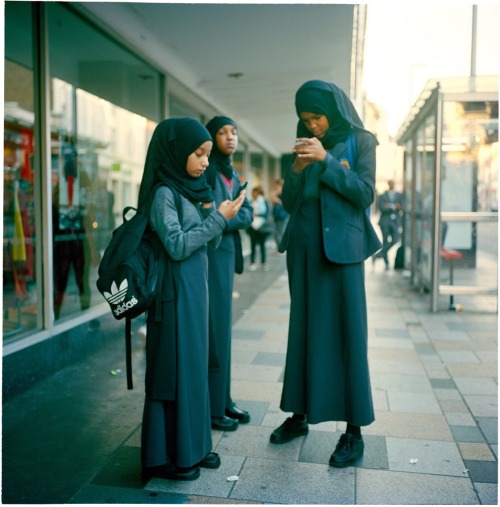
[292,137,327,173]
[218,191,245,220]
[202,201,214,209]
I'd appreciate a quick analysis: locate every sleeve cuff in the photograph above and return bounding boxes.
[321,152,334,169]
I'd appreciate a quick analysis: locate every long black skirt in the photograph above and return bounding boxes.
[280,198,374,426]
[207,233,235,416]
[141,248,212,468]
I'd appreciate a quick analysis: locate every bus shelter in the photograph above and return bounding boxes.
[396,76,498,312]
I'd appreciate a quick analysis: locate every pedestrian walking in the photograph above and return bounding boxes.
[270,178,289,252]
[372,179,404,269]
[205,116,254,432]
[138,118,245,482]
[247,186,272,271]
[270,80,382,468]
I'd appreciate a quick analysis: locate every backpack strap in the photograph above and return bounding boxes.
[154,245,165,323]
[125,317,133,389]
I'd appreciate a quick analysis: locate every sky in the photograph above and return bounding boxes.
[363,1,499,137]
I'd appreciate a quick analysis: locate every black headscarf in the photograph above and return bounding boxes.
[205,116,238,189]
[295,80,375,149]
[137,118,214,211]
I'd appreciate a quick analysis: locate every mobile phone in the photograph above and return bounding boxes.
[239,181,248,193]
[294,140,308,147]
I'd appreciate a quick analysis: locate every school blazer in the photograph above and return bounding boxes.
[280,130,382,264]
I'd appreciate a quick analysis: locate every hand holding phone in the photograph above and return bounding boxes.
[294,139,308,147]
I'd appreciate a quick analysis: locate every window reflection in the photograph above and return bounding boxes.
[45,2,161,321]
[50,80,156,320]
[3,2,162,339]
[3,1,37,340]
[440,99,498,290]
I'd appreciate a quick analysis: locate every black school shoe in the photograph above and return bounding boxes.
[329,433,364,468]
[226,405,251,424]
[270,416,309,444]
[198,452,221,469]
[211,415,238,431]
[142,463,200,482]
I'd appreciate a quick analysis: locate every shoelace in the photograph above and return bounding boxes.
[338,433,354,450]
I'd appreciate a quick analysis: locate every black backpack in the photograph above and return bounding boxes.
[96,188,181,389]
[96,206,162,321]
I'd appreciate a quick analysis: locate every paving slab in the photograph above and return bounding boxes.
[464,459,498,483]
[386,437,466,476]
[387,391,442,414]
[458,442,497,461]
[146,455,245,498]
[463,395,498,417]
[364,412,453,441]
[230,458,355,504]
[474,482,498,505]
[450,425,486,443]
[356,468,479,504]
[214,424,303,462]
[444,411,477,426]
[370,372,434,393]
[476,417,498,444]
[454,377,498,395]
[370,358,427,376]
[230,364,283,382]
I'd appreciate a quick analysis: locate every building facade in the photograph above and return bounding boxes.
[3,2,363,398]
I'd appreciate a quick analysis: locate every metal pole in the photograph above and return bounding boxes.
[431,85,443,313]
[471,5,477,77]
[32,2,54,329]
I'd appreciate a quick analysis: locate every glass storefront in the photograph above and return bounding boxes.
[4,2,36,338]
[4,3,162,340]
[4,2,278,348]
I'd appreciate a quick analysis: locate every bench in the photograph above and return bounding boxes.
[440,247,463,311]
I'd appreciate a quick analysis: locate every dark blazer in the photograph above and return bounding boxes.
[279,130,382,263]
[377,189,404,228]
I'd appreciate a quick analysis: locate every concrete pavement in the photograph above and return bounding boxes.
[2,247,497,504]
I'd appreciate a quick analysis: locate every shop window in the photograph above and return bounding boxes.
[4,3,163,338]
[4,2,37,340]
[47,3,161,321]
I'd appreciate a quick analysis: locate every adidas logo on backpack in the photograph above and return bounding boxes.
[96,206,161,322]
[103,279,139,317]
[104,279,129,304]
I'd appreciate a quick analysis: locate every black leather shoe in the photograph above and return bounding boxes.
[142,463,200,482]
[329,433,364,468]
[270,416,308,444]
[226,405,250,424]
[198,452,221,469]
[211,415,238,431]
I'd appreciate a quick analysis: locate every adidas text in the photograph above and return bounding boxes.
[113,296,139,316]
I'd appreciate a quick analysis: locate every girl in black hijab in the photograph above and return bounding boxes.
[138,118,214,209]
[270,81,382,468]
[204,116,253,431]
[140,118,245,482]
